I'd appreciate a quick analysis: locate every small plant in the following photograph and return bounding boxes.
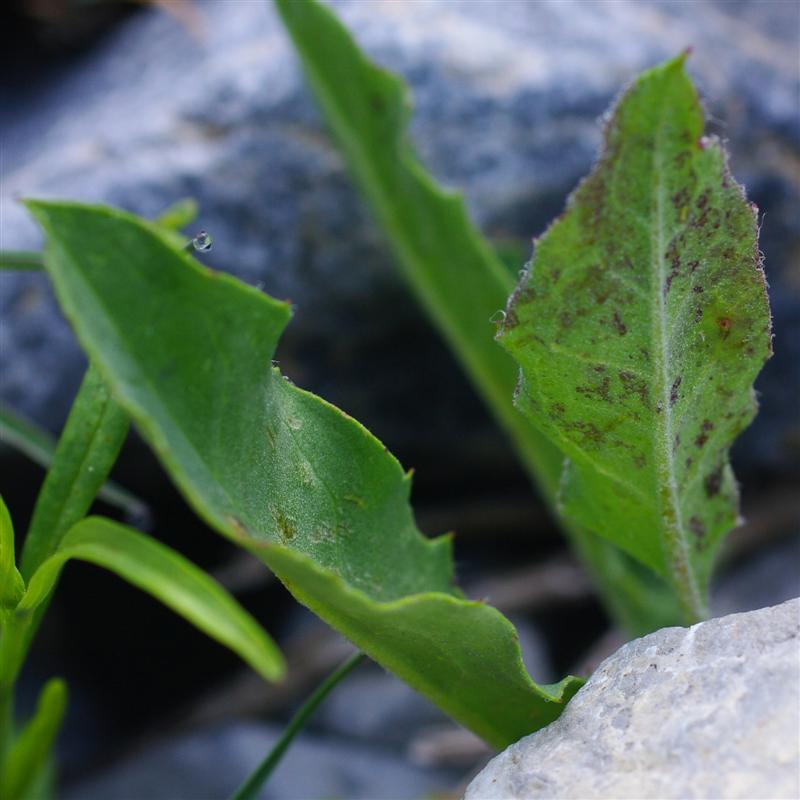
[0,0,771,796]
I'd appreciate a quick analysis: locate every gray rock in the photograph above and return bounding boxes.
[62,721,457,800]
[465,599,800,800]
[712,535,800,617]
[2,0,797,477]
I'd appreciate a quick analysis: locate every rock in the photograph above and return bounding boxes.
[62,721,458,800]
[712,535,800,617]
[465,598,800,800]
[1,0,797,479]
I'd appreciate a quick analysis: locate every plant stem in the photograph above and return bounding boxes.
[229,652,366,800]
[0,682,13,769]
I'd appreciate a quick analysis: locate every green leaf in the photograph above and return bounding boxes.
[154,198,199,232]
[19,364,130,581]
[273,0,682,635]
[0,678,66,800]
[273,0,558,486]
[0,498,25,616]
[16,517,285,683]
[26,199,583,747]
[0,404,147,520]
[498,55,771,620]
[0,252,43,271]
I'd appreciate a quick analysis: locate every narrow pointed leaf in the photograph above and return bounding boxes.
[20,364,130,581]
[17,517,285,683]
[0,498,24,614]
[0,251,43,271]
[498,55,771,619]
[0,404,147,519]
[274,0,682,635]
[27,200,583,747]
[0,678,66,800]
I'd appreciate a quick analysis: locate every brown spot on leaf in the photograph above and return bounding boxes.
[576,376,612,402]
[612,310,627,335]
[670,376,682,407]
[704,465,723,498]
[689,516,706,540]
[618,371,649,405]
[694,419,714,448]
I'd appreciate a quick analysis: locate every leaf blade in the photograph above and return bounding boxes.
[27,199,582,747]
[19,517,285,683]
[19,364,130,581]
[0,678,66,800]
[0,404,147,519]
[0,498,24,615]
[498,55,771,616]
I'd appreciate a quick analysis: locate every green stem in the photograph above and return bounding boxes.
[0,682,13,769]
[229,652,366,800]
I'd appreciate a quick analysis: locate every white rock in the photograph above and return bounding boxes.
[466,599,800,800]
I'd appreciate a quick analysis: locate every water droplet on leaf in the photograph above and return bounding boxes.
[191,230,213,252]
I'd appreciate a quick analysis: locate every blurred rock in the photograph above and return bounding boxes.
[712,534,800,617]
[465,598,800,800]
[62,721,458,800]
[2,0,797,478]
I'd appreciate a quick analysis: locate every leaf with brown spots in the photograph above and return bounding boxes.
[499,55,771,621]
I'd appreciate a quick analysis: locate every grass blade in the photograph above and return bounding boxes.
[230,652,365,800]
[0,679,66,800]
[17,517,285,683]
[19,364,130,581]
[0,404,147,520]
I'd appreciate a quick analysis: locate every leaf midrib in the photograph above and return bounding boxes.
[650,108,705,620]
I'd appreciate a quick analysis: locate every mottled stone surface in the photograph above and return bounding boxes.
[2,0,797,478]
[466,599,800,800]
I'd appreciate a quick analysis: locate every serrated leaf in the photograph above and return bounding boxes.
[498,55,771,619]
[16,517,285,683]
[26,200,583,747]
[274,0,684,635]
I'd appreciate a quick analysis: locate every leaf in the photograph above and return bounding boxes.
[15,517,285,683]
[154,197,199,231]
[0,251,43,271]
[498,55,771,619]
[273,0,558,487]
[0,404,147,520]
[273,0,683,635]
[0,678,66,800]
[19,364,130,581]
[26,199,583,747]
[0,498,24,616]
